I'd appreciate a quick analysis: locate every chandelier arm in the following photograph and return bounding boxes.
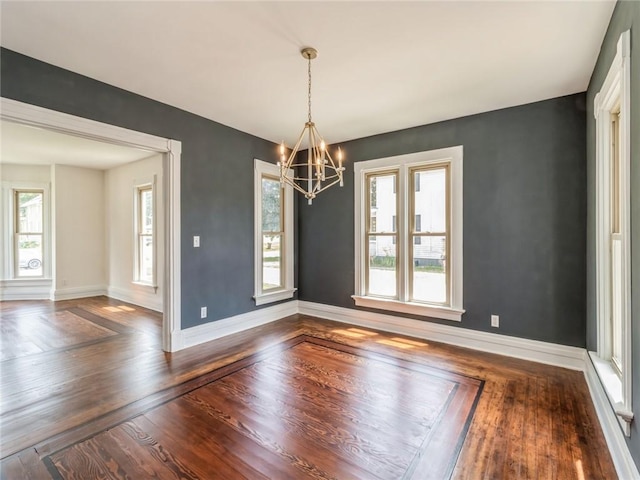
[313,177,343,195]
[283,124,308,171]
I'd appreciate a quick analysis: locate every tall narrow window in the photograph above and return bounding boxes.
[410,166,448,304]
[366,172,398,298]
[354,146,463,321]
[261,176,283,291]
[254,159,295,305]
[610,105,622,376]
[14,190,44,277]
[592,29,632,436]
[135,183,155,285]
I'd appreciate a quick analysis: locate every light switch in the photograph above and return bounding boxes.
[193,236,200,248]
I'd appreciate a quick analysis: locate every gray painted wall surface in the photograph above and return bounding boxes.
[0,48,296,329]
[586,0,640,467]
[298,94,587,348]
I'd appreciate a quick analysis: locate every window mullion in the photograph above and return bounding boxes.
[398,166,408,302]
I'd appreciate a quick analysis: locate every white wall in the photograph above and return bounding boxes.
[52,164,106,299]
[105,154,163,312]
[0,163,51,183]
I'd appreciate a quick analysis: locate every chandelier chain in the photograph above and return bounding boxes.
[307,55,312,123]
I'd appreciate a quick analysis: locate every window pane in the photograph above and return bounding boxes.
[263,234,282,290]
[412,235,446,304]
[17,234,43,277]
[140,189,153,234]
[139,235,153,283]
[369,174,396,233]
[414,169,446,233]
[17,192,43,233]
[262,178,281,232]
[368,235,396,297]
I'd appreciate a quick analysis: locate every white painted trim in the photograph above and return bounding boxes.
[0,278,52,300]
[353,146,463,321]
[593,30,633,433]
[0,98,169,151]
[179,300,299,350]
[584,353,640,479]
[164,140,181,351]
[589,351,632,434]
[254,288,297,306]
[253,159,296,305]
[298,301,585,370]
[108,285,162,313]
[52,285,107,301]
[1,98,182,353]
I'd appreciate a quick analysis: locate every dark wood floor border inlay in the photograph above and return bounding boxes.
[67,307,138,335]
[35,335,484,479]
[32,335,303,459]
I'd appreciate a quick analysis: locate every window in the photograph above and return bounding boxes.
[1,182,50,282]
[134,179,156,286]
[14,190,44,277]
[254,159,295,305]
[592,30,632,435]
[353,146,463,321]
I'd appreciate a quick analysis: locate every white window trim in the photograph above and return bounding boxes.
[253,159,296,306]
[1,181,52,280]
[353,146,464,321]
[132,175,157,290]
[592,30,632,436]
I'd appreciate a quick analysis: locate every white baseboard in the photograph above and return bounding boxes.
[298,301,586,370]
[179,300,298,350]
[52,285,107,301]
[107,285,162,312]
[584,353,640,480]
[0,279,53,301]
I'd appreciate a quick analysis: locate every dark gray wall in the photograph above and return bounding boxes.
[298,94,587,347]
[586,0,640,467]
[0,48,296,329]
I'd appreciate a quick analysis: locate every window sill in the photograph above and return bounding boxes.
[351,295,464,322]
[1,278,52,285]
[132,281,158,292]
[589,351,633,434]
[254,288,297,306]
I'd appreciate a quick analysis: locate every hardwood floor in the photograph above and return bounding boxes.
[0,297,616,479]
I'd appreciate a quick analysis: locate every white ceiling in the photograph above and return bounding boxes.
[1,120,155,169]
[0,1,614,148]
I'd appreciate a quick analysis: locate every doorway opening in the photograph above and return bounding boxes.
[0,98,182,352]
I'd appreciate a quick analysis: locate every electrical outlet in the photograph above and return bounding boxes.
[193,236,200,248]
[491,315,499,328]
[200,306,207,318]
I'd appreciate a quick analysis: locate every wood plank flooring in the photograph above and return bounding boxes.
[46,336,482,479]
[0,296,617,479]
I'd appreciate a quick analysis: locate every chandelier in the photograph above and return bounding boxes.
[278,47,344,205]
